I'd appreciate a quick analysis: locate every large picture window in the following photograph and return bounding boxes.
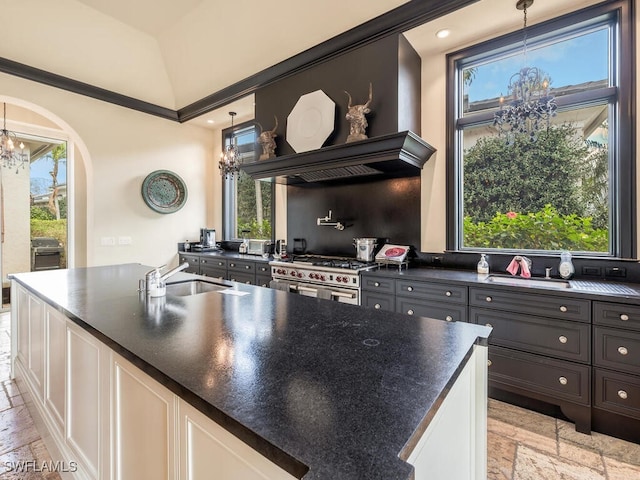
[222,123,273,241]
[447,2,633,258]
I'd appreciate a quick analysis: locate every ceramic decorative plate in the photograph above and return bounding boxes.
[375,244,409,262]
[286,90,335,153]
[141,170,187,214]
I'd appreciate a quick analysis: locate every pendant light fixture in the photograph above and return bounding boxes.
[0,103,27,171]
[219,111,241,179]
[493,0,557,143]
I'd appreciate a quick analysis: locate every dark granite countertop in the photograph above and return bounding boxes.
[364,266,640,303]
[11,264,490,480]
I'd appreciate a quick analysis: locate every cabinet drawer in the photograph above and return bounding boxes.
[594,326,640,375]
[594,302,640,332]
[469,287,590,322]
[178,254,201,274]
[255,263,271,276]
[361,291,394,312]
[200,257,227,269]
[470,308,590,363]
[228,260,255,273]
[361,276,395,295]
[228,271,255,285]
[396,297,466,322]
[594,368,640,420]
[256,275,272,288]
[200,266,227,280]
[396,280,467,304]
[488,346,590,405]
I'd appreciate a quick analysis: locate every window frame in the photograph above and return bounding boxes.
[221,120,275,242]
[445,0,635,259]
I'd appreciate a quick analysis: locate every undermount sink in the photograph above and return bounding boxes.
[484,274,571,289]
[165,280,227,297]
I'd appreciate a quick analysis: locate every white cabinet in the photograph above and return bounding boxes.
[15,284,45,401]
[178,399,296,480]
[45,306,66,434]
[66,322,102,480]
[111,354,177,480]
[15,283,29,368]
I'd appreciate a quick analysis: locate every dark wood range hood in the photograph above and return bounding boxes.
[241,130,435,186]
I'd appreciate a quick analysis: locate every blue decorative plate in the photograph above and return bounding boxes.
[141,170,187,214]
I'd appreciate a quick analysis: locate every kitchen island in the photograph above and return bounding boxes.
[11,264,490,480]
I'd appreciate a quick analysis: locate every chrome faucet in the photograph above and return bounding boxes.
[316,209,345,230]
[141,262,189,297]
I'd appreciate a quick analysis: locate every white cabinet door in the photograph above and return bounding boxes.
[15,283,29,367]
[28,293,45,400]
[178,400,296,480]
[45,306,66,434]
[66,322,102,480]
[112,354,177,480]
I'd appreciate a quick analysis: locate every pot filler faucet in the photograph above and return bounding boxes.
[317,210,345,230]
[140,262,189,297]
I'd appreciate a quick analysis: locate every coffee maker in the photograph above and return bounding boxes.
[199,228,216,250]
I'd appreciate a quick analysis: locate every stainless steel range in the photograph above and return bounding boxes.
[270,256,378,305]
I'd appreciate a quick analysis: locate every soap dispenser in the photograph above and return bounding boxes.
[558,251,575,279]
[477,254,489,275]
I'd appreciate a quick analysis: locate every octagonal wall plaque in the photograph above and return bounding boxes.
[286,90,335,153]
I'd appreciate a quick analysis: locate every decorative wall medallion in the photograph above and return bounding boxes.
[286,90,335,153]
[141,170,187,214]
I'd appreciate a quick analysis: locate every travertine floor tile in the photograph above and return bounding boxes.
[488,417,557,455]
[0,444,45,479]
[558,440,604,472]
[488,430,517,480]
[558,420,640,466]
[513,445,606,480]
[2,382,19,399]
[489,399,557,439]
[0,407,40,456]
[604,456,640,480]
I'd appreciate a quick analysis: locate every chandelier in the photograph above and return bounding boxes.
[493,0,557,143]
[0,103,27,171]
[219,111,241,179]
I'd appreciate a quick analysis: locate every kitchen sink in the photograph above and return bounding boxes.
[484,274,571,289]
[165,280,227,296]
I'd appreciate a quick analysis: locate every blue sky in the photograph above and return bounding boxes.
[465,27,609,103]
[30,154,67,194]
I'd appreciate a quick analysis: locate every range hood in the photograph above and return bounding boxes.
[241,131,435,185]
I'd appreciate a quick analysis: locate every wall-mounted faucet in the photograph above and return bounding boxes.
[317,210,345,230]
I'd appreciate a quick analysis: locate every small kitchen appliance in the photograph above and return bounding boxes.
[200,228,216,248]
[247,239,272,255]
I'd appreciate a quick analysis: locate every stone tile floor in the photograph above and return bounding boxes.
[0,309,638,479]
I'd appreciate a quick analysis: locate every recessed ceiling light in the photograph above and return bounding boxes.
[206,119,214,124]
[436,29,450,39]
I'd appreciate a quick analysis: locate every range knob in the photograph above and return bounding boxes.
[297,272,303,278]
[342,276,349,283]
[290,271,297,277]
[320,275,326,281]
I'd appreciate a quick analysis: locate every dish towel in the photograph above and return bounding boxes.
[506,256,532,278]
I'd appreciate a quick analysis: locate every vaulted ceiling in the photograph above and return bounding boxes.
[2,0,600,128]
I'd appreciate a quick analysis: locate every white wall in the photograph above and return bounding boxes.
[0,73,217,269]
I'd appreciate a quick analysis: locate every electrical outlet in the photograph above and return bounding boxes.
[118,236,132,245]
[581,266,601,276]
[100,236,115,246]
[605,267,626,278]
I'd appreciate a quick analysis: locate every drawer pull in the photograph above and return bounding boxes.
[486,296,492,303]
[618,390,628,400]
[218,262,224,266]
[245,265,250,269]
[620,314,630,321]
[559,376,568,385]
[407,286,414,292]
[445,291,452,297]
[374,282,380,287]
[618,346,629,356]
[487,360,492,367]
[560,305,568,313]
[445,316,453,322]
[245,281,251,284]
[559,335,568,344]
[485,323,492,328]
[230,263,235,267]
[374,304,381,310]
[407,309,414,315]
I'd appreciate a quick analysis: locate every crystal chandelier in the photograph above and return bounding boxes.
[493,0,557,143]
[0,103,27,171]
[219,111,241,179]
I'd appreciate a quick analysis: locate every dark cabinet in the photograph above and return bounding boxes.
[176,252,272,287]
[361,273,395,312]
[395,280,467,323]
[178,254,201,274]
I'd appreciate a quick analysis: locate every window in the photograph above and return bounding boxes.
[447,2,633,258]
[222,122,273,240]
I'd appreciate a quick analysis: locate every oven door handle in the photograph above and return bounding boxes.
[296,285,356,299]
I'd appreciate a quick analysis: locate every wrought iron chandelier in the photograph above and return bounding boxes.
[0,103,27,171]
[493,0,557,143]
[219,111,241,179]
